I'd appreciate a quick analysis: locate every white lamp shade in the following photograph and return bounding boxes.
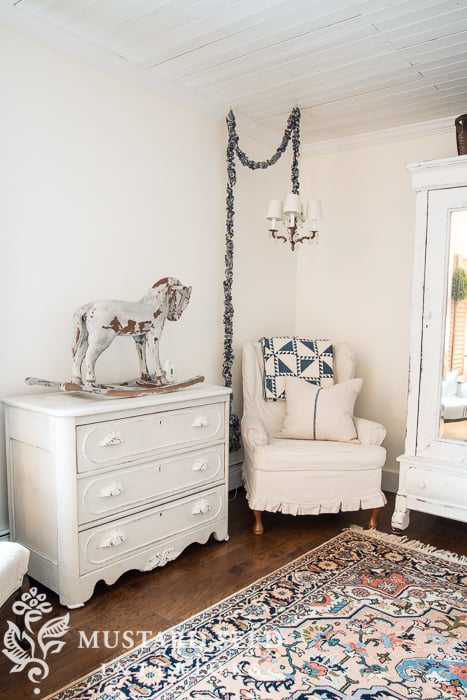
[305,200,323,220]
[266,199,283,220]
[283,193,301,215]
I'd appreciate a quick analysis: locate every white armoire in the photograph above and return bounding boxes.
[392,155,467,531]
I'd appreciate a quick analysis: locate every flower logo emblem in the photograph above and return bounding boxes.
[2,586,70,694]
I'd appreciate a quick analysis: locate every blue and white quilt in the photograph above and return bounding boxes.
[260,336,334,400]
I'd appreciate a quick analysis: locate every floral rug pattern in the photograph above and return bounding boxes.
[48,528,467,700]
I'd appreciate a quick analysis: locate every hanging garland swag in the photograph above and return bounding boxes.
[223,107,302,453]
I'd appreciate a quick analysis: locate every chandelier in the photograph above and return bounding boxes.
[265,108,322,251]
[266,196,322,251]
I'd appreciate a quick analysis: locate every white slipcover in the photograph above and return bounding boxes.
[241,341,387,519]
[0,541,30,606]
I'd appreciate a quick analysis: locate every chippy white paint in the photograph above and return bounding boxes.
[392,155,467,531]
[71,277,191,386]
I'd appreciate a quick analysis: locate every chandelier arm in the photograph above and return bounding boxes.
[295,232,317,245]
[271,231,289,244]
[223,106,301,452]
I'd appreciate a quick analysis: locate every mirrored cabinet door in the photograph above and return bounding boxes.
[439,209,467,440]
[417,187,467,463]
[393,156,467,532]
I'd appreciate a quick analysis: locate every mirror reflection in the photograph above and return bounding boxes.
[440,209,467,441]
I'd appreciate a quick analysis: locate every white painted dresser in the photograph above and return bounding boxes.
[4,385,231,608]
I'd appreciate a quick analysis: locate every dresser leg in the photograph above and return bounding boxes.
[391,494,410,532]
[252,510,264,535]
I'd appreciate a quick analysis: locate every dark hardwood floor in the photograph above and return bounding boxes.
[1,489,466,700]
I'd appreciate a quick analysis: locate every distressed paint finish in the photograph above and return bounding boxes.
[392,157,467,532]
[71,277,191,386]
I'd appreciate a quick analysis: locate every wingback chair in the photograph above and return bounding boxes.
[241,341,387,534]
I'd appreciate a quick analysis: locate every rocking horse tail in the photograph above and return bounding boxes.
[71,304,90,380]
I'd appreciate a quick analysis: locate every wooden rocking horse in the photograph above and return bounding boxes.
[26,277,203,397]
[71,276,191,386]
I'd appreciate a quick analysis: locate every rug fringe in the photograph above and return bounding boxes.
[347,525,467,565]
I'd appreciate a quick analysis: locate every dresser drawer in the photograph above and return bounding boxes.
[403,466,467,508]
[79,486,225,574]
[76,403,224,472]
[77,445,224,525]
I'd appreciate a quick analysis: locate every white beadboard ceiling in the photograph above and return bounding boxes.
[2,0,467,148]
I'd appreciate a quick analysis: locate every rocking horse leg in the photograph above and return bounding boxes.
[368,507,381,530]
[84,343,104,385]
[71,339,87,384]
[134,336,151,381]
[252,509,264,536]
[148,330,168,385]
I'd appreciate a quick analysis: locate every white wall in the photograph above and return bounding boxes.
[231,140,297,429]
[1,23,459,535]
[297,132,457,487]
[0,26,296,533]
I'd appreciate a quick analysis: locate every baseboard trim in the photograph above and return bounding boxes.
[229,462,243,491]
[382,469,399,494]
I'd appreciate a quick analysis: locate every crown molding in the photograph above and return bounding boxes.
[302,116,454,156]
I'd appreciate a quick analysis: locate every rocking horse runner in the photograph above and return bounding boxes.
[26,277,204,396]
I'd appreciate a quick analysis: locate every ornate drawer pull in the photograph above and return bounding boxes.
[100,529,127,548]
[99,431,124,446]
[192,458,208,471]
[192,499,210,515]
[98,481,125,498]
[192,414,208,428]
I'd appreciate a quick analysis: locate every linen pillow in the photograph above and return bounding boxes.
[260,336,334,401]
[278,376,363,442]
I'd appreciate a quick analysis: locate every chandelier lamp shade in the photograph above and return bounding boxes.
[266,196,323,251]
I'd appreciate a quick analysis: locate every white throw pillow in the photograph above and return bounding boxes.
[278,376,363,442]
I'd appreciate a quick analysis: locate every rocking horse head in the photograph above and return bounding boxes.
[153,277,192,321]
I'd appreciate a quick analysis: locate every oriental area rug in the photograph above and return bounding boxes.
[46,528,467,700]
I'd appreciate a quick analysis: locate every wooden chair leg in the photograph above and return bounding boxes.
[368,507,381,529]
[252,509,264,535]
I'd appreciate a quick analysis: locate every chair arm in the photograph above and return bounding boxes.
[241,409,269,450]
[354,417,386,446]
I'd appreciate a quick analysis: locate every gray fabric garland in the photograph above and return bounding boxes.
[223,107,301,452]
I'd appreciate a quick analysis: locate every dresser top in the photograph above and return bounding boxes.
[3,384,231,417]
